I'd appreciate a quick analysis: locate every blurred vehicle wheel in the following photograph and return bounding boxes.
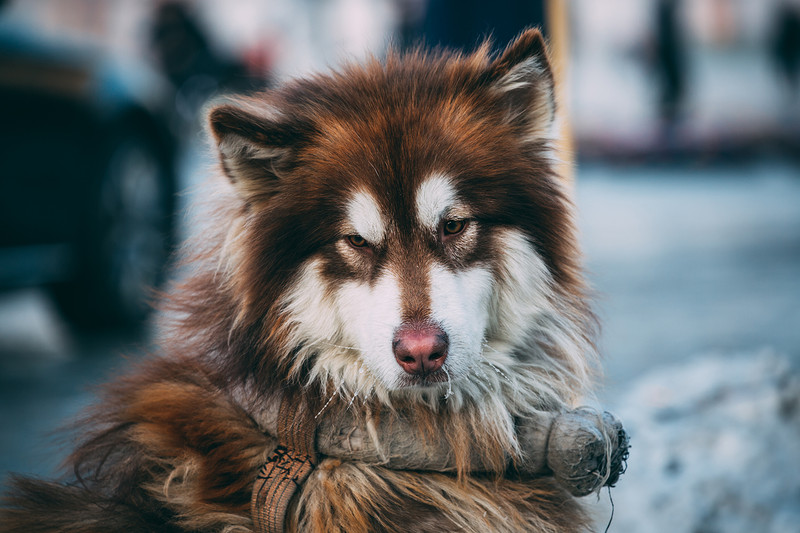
[50,131,175,331]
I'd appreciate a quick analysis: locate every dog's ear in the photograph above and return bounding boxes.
[207,100,300,199]
[489,28,556,142]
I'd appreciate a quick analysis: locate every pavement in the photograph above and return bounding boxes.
[576,158,800,396]
[0,290,148,478]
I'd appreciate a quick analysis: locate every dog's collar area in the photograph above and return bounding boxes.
[251,393,317,533]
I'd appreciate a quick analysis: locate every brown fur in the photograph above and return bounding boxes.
[2,29,594,532]
[292,461,582,533]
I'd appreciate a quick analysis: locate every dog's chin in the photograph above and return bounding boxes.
[394,368,450,390]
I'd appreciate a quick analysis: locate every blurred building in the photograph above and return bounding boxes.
[2,0,397,81]
[570,0,800,160]
[6,0,798,161]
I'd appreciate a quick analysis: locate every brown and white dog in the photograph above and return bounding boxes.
[2,29,617,532]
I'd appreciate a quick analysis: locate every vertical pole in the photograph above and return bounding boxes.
[546,0,574,185]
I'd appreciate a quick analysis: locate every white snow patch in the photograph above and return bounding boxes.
[588,350,800,533]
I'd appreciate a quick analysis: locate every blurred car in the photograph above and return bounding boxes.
[0,24,177,330]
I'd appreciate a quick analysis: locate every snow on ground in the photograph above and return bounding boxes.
[587,351,800,533]
[575,160,800,391]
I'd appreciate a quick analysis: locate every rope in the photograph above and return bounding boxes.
[251,393,317,533]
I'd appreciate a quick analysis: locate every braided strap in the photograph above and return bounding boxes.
[251,394,317,533]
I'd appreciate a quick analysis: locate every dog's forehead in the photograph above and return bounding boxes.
[301,75,499,237]
[344,173,462,239]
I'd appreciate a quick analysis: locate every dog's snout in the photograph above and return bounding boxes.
[392,323,448,375]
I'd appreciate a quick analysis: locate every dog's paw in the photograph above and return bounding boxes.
[546,409,629,497]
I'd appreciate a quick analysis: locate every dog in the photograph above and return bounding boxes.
[1,29,620,532]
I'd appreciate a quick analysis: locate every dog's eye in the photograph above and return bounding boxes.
[442,219,467,236]
[346,234,368,248]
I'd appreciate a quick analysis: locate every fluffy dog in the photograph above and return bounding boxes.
[2,29,626,532]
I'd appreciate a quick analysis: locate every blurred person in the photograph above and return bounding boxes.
[405,0,546,51]
[395,0,428,50]
[150,1,267,132]
[653,0,687,138]
[771,2,800,101]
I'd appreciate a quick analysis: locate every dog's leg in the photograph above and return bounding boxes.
[1,358,274,532]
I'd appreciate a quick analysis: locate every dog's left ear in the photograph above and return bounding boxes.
[489,28,556,142]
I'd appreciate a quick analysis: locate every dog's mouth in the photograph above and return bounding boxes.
[396,368,450,389]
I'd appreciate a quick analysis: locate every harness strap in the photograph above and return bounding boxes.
[251,393,317,533]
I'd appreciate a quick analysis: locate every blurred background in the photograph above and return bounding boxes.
[1,1,798,531]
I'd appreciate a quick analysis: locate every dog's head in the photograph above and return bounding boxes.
[206,29,595,409]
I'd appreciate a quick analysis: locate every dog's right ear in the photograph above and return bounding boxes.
[488,28,556,143]
[207,100,299,200]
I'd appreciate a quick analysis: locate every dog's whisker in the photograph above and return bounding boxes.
[467,358,491,382]
[347,384,363,409]
[479,342,514,383]
[481,342,503,355]
[442,366,453,400]
[314,388,339,419]
[486,361,512,383]
[346,364,365,409]
[318,341,364,352]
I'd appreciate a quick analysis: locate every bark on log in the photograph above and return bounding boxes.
[259,398,629,497]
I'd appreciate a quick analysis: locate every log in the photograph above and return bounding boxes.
[260,398,629,497]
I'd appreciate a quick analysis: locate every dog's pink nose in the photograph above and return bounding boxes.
[392,323,448,375]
